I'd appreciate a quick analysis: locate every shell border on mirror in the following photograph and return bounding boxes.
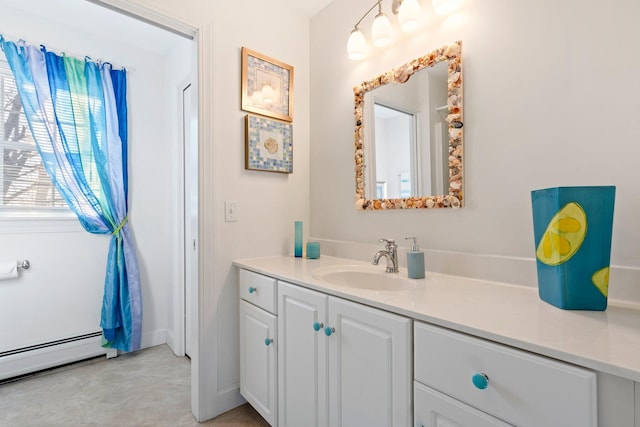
[353,40,463,210]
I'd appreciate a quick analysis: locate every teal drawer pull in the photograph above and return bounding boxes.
[472,373,489,390]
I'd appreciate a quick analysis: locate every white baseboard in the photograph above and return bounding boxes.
[0,335,108,381]
[140,329,167,349]
[1,328,168,381]
[165,329,178,355]
[217,383,245,416]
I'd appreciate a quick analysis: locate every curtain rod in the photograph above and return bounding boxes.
[0,33,127,71]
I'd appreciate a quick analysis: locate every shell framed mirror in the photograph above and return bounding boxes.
[354,41,463,210]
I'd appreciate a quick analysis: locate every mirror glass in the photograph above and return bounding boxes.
[354,41,463,210]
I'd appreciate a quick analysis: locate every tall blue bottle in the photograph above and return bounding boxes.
[294,221,303,257]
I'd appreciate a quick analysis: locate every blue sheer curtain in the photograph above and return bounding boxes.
[1,38,142,352]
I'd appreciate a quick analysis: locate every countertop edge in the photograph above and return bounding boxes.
[233,255,640,383]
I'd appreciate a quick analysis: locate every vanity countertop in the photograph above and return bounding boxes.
[234,255,640,382]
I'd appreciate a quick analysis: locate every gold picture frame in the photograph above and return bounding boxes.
[245,114,293,174]
[241,47,294,122]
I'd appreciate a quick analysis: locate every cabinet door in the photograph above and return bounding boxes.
[414,382,512,427]
[328,296,412,427]
[239,300,277,426]
[278,282,329,427]
[414,321,596,427]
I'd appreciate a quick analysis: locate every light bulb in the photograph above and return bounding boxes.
[398,0,422,32]
[347,28,366,60]
[261,84,274,104]
[371,11,392,47]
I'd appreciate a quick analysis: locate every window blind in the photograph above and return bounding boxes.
[0,59,66,209]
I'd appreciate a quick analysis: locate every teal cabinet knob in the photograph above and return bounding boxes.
[313,322,324,331]
[265,338,273,346]
[472,373,489,390]
[324,326,335,337]
[248,287,256,294]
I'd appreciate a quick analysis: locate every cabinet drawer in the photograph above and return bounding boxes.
[414,322,596,427]
[415,381,512,427]
[239,269,277,314]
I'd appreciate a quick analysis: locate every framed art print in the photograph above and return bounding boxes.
[241,47,294,122]
[245,114,293,173]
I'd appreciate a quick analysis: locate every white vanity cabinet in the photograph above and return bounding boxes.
[277,280,412,427]
[239,269,278,426]
[414,321,597,427]
[236,256,640,427]
[327,294,412,427]
[277,281,329,427]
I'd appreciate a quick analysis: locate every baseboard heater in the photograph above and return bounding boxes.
[0,331,116,381]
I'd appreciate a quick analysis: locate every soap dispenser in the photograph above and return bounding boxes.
[405,237,425,279]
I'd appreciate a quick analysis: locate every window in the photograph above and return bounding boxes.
[0,59,67,212]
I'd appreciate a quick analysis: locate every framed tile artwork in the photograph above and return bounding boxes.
[245,114,293,174]
[241,47,294,122]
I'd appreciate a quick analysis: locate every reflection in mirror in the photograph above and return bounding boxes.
[354,41,463,210]
[371,103,415,199]
[365,60,449,199]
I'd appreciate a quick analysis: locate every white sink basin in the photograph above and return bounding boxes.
[311,265,419,291]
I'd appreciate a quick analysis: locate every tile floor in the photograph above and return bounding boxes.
[0,345,269,426]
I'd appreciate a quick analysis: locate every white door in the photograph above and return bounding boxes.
[327,297,412,427]
[277,282,329,427]
[414,382,513,427]
[239,300,277,426]
[182,82,197,357]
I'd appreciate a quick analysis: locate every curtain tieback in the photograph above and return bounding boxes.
[112,214,129,236]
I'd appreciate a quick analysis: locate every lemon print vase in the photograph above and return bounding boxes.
[531,186,615,311]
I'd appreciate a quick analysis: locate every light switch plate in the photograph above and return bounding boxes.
[225,201,237,222]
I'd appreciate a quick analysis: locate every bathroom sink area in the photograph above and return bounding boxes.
[311,264,420,291]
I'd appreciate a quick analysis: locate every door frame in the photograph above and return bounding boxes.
[85,0,219,422]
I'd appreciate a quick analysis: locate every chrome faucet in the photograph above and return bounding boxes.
[372,238,399,273]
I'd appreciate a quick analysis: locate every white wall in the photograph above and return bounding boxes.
[124,0,311,417]
[0,1,186,352]
[0,226,109,352]
[310,0,640,301]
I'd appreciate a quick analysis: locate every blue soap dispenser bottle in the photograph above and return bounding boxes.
[405,237,425,279]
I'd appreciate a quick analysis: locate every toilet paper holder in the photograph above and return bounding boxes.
[17,260,30,270]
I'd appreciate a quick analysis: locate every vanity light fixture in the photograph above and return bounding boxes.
[371,2,393,47]
[347,28,367,60]
[347,0,463,59]
[395,0,422,32]
[347,0,423,60]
